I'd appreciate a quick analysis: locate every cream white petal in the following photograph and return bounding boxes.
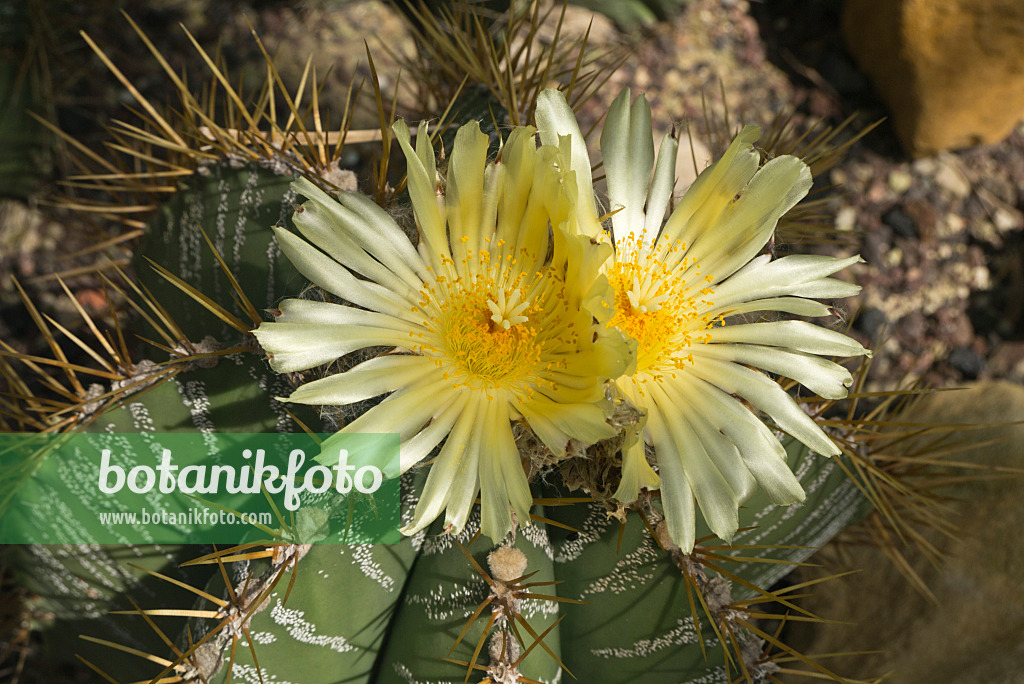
[613,439,661,504]
[601,88,655,246]
[542,369,609,391]
[273,227,417,322]
[338,374,460,441]
[335,188,434,284]
[283,355,438,405]
[444,474,481,535]
[478,398,532,542]
[659,378,757,503]
[493,126,537,256]
[787,278,862,300]
[709,320,870,358]
[549,339,634,382]
[714,297,834,319]
[645,403,697,552]
[644,130,680,239]
[273,298,413,333]
[293,203,415,297]
[478,162,501,270]
[653,381,754,523]
[401,396,481,536]
[659,125,761,253]
[649,385,741,543]
[398,392,467,473]
[514,143,574,275]
[516,398,615,456]
[695,342,854,399]
[711,254,864,309]
[534,89,603,238]
[291,177,426,292]
[252,322,412,374]
[534,380,605,405]
[720,252,771,283]
[443,397,486,533]
[686,355,840,456]
[392,120,450,268]
[447,122,490,274]
[676,374,805,505]
[686,155,812,283]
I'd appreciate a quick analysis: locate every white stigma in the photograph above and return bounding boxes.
[626,274,671,314]
[487,288,530,329]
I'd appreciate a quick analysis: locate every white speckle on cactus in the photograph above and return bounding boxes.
[518,519,555,560]
[551,503,615,564]
[590,617,709,658]
[406,582,485,621]
[392,661,457,684]
[339,545,395,592]
[580,535,660,597]
[176,378,215,434]
[268,599,357,653]
[230,664,297,684]
[249,630,276,645]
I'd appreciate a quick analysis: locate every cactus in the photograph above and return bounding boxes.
[0,5,973,684]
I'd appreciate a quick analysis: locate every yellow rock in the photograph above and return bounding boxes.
[843,0,1024,157]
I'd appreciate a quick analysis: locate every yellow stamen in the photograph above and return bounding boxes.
[607,238,715,383]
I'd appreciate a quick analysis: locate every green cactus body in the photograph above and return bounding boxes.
[9,160,324,679]
[136,164,302,342]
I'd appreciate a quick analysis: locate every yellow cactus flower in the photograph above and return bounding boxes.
[536,88,871,552]
[253,120,633,542]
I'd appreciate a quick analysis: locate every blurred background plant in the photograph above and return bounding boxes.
[2,0,1023,682]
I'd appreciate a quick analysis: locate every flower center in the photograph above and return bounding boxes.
[444,285,541,382]
[412,248,566,397]
[607,238,715,383]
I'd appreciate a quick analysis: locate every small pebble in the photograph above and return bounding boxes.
[933,159,971,198]
[947,347,985,380]
[888,170,913,194]
[883,206,917,239]
[835,205,857,232]
[855,307,888,341]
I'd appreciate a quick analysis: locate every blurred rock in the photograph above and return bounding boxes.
[932,156,972,198]
[989,342,1024,384]
[843,0,1024,157]
[947,346,986,380]
[902,197,938,242]
[798,381,1024,682]
[895,310,927,345]
[883,205,916,239]
[887,169,913,194]
[854,306,888,342]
